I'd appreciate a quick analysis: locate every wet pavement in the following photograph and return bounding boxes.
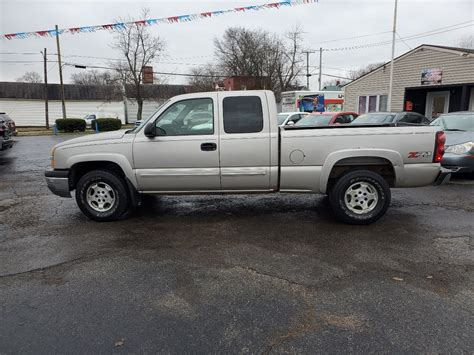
[1,136,473,353]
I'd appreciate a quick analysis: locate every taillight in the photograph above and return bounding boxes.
[434,131,446,163]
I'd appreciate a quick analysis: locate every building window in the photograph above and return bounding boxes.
[358,94,388,113]
[368,95,377,112]
[379,95,388,111]
[358,96,367,114]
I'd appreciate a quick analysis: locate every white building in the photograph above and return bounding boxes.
[0,82,189,126]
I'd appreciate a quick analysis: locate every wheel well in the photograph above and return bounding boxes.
[69,161,126,190]
[327,157,395,191]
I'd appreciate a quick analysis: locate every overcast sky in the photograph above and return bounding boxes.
[1,0,473,89]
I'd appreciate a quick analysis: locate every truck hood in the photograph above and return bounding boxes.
[55,129,129,148]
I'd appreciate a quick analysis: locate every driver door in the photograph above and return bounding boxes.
[133,94,221,192]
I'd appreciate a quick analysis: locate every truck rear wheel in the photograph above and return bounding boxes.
[328,170,391,225]
[75,170,129,222]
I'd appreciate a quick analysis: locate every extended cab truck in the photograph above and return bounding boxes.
[45,90,450,224]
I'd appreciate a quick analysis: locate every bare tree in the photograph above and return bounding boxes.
[113,8,166,120]
[275,27,304,94]
[16,71,42,83]
[349,62,385,80]
[187,64,223,92]
[70,70,117,86]
[458,34,474,49]
[213,27,304,98]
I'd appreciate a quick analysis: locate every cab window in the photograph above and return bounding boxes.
[400,113,423,124]
[155,98,213,136]
[289,114,304,124]
[223,96,263,134]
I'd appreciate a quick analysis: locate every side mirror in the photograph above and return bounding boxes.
[144,122,156,138]
[286,121,295,126]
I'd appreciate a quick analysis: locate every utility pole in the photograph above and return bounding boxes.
[41,48,49,129]
[318,47,323,91]
[387,0,398,111]
[302,50,315,90]
[55,25,67,119]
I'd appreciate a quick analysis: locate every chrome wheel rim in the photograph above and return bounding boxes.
[344,182,378,215]
[86,182,116,212]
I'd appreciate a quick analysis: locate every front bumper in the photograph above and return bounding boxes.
[1,137,14,151]
[45,170,71,197]
[433,167,452,186]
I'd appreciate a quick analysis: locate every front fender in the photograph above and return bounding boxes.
[319,148,404,193]
[66,153,138,188]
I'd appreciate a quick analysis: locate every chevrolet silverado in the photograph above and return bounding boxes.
[45,90,450,224]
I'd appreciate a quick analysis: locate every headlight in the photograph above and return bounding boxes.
[50,147,56,169]
[445,141,473,155]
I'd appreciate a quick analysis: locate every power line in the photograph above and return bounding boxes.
[396,32,412,50]
[310,30,392,45]
[321,21,473,52]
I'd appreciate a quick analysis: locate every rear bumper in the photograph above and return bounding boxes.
[45,169,71,197]
[433,167,452,186]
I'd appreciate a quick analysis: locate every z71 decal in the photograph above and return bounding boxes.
[408,151,432,159]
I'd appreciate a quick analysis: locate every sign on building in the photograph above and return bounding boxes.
[421,68,442,85]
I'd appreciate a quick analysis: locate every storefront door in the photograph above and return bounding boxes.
[425,91,449,119]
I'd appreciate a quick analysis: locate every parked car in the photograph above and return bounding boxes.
[277,112,309,126]
[351,112,431,125]
[45,90,450,225]
[295,112,359,126]
[0,113,16,151]
[83,113,119,127]
[430,111,474,174]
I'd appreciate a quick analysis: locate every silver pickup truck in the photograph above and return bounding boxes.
[45,90,450,224]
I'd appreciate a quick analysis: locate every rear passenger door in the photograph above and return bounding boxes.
[218,92,272,191]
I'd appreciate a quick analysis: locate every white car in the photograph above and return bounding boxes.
[277,111,309,126]
[83,113,119,127]
[45,90,450,224]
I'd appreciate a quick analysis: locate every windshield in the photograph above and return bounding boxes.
[352,113,395,124]
[296,114,332,126]
[277,113,290,125]
[126,100,169,133]
[430,113,474,131]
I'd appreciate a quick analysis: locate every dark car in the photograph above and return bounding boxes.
[294,111,359,126]
[430,111,474,174]
[351,112,431,125]
[0,113,16,151]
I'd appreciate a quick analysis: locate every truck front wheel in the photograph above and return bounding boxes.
[75,170,129,222]
[328,170,391,225]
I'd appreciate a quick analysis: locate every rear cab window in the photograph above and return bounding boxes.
[223,96,263,134]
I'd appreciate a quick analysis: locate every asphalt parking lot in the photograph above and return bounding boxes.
[1,135,473,353]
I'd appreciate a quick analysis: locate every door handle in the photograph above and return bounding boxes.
[201,143,217,151]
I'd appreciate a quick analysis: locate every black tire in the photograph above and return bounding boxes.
[328,170,391,225]
[75,170,129,222]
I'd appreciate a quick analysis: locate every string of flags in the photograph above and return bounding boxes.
[1,0,317,40]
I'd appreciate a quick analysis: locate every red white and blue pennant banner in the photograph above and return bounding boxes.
[2,0,317,40]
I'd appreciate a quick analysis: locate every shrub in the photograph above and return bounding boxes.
[91,118,122,132]
[55,118,86,132]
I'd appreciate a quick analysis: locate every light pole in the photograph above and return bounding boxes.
[302,50,315,90]
[55,25,67,119]
[40,48,49,129]
[387,0,398,111]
